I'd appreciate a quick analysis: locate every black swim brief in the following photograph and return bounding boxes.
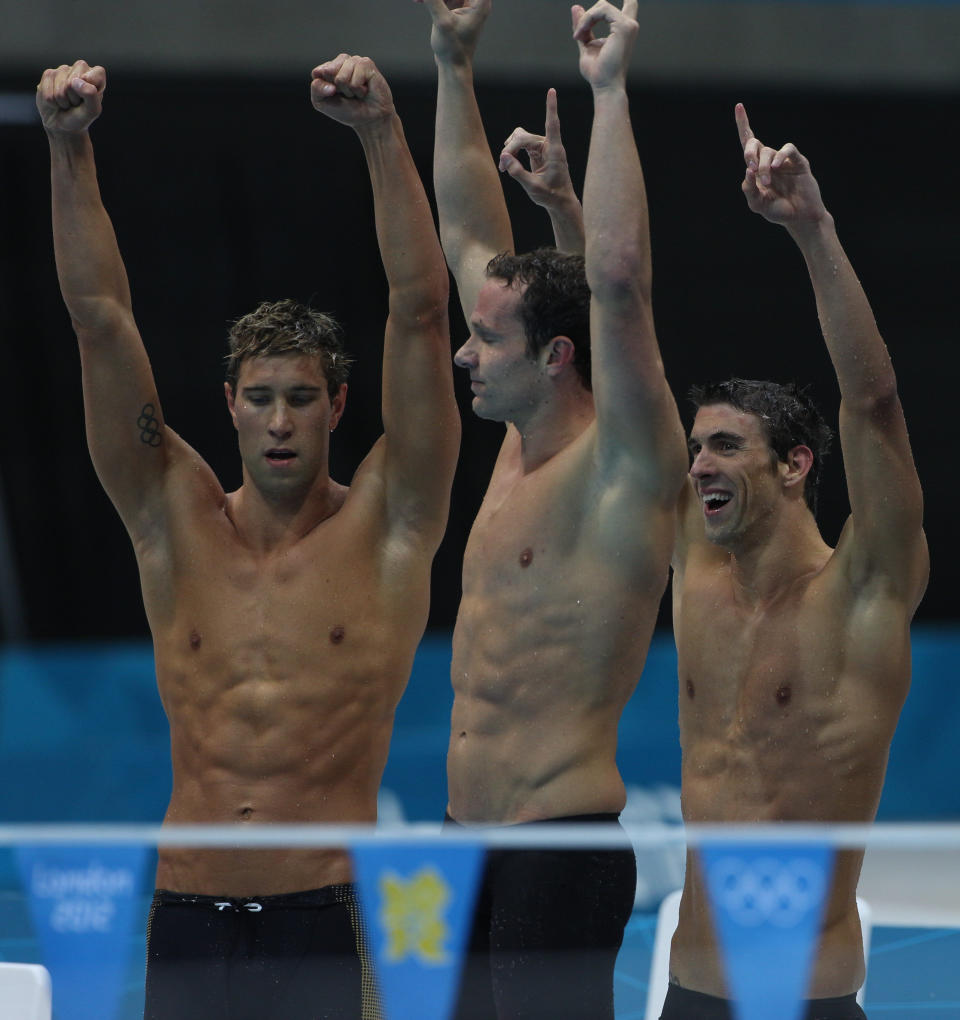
[143,885,382,1020]
[659,983,868,1020]
[445,812,637,1020]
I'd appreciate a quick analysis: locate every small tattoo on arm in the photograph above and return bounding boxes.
[137,403,162,447]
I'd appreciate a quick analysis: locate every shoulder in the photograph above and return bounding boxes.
[129,429,226,546]
[554,426,680,580]
[830,514,930,617]
[332,437,436,559]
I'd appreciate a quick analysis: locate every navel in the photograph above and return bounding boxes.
[519,547,534,568]
[776,684,792,706]
[189,629,202,651]
[330,625,346,645]
[686,679,695,700]
[239,806,253,821]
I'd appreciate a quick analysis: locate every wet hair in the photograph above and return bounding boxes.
[486,248,592,390]
[689,378,834,514]
[225,299,352,398]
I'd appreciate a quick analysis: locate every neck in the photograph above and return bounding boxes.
[727,505,831,605]
[227,475,344,553]
[512,386,595,473]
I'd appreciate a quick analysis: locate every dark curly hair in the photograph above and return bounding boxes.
[225,299,352,398]
[486,248,592,390]
[689,378,834,515]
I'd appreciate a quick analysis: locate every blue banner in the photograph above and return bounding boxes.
[699,842,834,1020]
[351,842,485,1020]
[14,844,150,1020]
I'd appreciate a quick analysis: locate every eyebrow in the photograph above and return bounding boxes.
[688,430,746,450]
[241,384,322,394]
[469,321,499,340]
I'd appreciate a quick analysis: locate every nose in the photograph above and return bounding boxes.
[268,401,292,439]
[454,336,478,370]
[689,447,714,480]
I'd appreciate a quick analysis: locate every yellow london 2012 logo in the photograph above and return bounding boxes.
[379,866,453,965]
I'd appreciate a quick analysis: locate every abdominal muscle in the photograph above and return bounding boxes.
[673,847,867,1000]
[672,746,874,998]
[447,590,640,825]
[154,651,398,897]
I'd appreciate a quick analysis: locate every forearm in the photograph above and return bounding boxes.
[357,104,459,503]
[48,131,133,332]
[581,78,685,478]
[357,114,448,324]
[583,87,650,300]
[547,195,585,256]
[434,59,512,277]
[791,216,897,404]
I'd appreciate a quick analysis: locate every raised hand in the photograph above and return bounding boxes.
[417,0,492,65]
[36,61,106,134]
[499,89,578,210]
[310,55,395,129]
[736,103,828,229]
[572,0,639,91]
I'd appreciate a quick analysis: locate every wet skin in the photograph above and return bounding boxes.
[144,355,434,896]
[672,403,922,997]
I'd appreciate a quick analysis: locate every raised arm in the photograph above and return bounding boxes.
[736,104,927,604]
[417,0,513,323]
[37,62,169,537]
[499,88,585,255]
[311,55,459,541]
[573,1,686,492]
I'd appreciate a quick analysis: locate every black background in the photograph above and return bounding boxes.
[0,74,953,640]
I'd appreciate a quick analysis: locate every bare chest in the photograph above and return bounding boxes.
[461,460,585,600]
[676,579,847,740]
[138,501,422,703]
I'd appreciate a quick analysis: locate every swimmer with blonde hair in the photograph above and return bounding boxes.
[36,53,458,1018]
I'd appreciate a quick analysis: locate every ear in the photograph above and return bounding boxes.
[543,336,575,378]
[782,444,814,492]
[224,381,238,430]
[328,383,348,431]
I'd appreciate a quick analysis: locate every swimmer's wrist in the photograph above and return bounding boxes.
[787,208,835,248]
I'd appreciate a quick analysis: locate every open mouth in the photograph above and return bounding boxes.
[702,491,732,515]
[266,449,296,463]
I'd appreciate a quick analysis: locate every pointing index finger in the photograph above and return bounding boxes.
[735,102,755,149]
[544,88,560,141]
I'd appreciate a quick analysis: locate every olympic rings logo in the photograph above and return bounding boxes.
[708,855,827,928]
[137,404,162,447]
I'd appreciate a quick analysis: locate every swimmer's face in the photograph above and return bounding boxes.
[225,353,346,498]
[455,279,546,424]
[688,403,783,548]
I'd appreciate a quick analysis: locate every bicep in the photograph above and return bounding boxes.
[838,394,927,601]
[380,311,461,546]
[77,313,170,529]
[589,298,688,494]
[446,242,502,331]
